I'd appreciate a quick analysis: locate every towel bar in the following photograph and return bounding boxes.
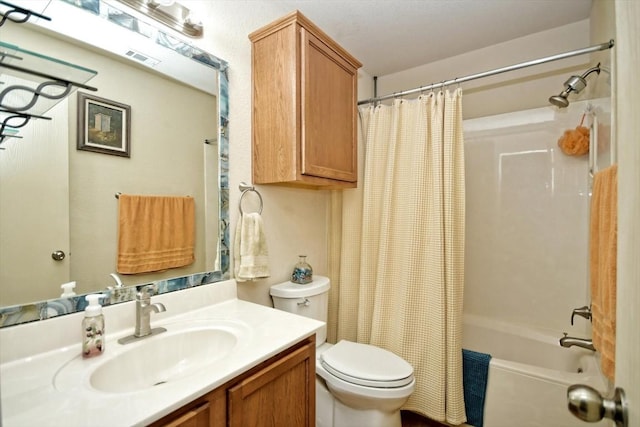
[239,182,263,215]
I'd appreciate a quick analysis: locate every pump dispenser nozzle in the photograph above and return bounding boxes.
[60,281,77,298]
[84,294,105,316]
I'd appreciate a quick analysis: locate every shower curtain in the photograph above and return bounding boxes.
[328,90,466,424]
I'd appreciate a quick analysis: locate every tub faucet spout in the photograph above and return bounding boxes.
[559,333,595,351]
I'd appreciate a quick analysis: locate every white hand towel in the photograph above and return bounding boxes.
[234,212,270,281]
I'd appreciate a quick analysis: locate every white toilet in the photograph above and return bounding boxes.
[270,276,415,427]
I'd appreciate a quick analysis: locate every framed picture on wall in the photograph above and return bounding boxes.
[77,92,131,157]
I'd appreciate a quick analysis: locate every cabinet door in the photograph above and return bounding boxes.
[300,28,358,183]
[150,386,226,427]
[227,341,315,427]
[161,401,210,427]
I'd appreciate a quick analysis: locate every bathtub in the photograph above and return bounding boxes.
[462,314,609,427]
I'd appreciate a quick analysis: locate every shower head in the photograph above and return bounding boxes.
[549,92,570,108]
[548,64,601,108]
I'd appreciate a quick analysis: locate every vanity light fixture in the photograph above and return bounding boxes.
[116,0,203,37]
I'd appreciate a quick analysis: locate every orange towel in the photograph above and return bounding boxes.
[589,164,617,381]
[117,195,195,274]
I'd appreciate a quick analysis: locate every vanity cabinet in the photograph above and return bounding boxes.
[150,336,316,427]
[249,11,362,189]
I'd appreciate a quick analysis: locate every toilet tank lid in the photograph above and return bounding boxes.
[270,275,330,298]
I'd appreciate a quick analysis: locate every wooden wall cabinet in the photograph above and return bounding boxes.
[249,11,362,189]
[150,336,315,427]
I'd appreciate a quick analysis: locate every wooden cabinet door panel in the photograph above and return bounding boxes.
[301,28,358,183]
[252,23,299,184]
[161,402,210,427]
[228,342,315,427]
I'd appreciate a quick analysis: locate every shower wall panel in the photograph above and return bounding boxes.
[463,98,611,334]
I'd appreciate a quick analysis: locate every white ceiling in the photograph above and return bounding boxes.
[231,0,593,77]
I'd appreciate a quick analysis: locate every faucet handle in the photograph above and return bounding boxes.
[137,284,157,301]
[571,305,592,325]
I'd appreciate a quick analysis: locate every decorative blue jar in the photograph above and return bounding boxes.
[291,255,313,284]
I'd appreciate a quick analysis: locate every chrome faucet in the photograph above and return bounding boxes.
[118,284,167,344]
[571,305,592,325]
[559,333,595,351]
[108,273,124,289]
[134,284,166,337]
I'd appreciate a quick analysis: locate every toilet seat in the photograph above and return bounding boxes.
[320,340,414,388]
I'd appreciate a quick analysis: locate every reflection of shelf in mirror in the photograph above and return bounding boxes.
[0,107,52,145]
[0,40,98,117]
[0,124,20,146]
[0,0,51,26]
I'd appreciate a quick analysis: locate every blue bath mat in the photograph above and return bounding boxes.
[462,348,491,427]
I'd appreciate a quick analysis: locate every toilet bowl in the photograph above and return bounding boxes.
[270,277,415,427]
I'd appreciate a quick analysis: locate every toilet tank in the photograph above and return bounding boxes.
[270,276,330,346]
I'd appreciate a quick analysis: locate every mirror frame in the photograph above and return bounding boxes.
[0,0,230,328]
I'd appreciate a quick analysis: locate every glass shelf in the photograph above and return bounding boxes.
[0,40,98,116]
[0,39,98,144]
[0,0,51,26]
[0,1,99,144]
[0,107,52,145]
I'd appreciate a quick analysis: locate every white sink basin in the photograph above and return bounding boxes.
[54,320,250,393]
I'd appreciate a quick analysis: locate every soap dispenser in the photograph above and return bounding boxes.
[82,294,105,358]
[60,281,76,298]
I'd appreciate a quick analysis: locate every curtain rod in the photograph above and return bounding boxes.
[357,39,615,105]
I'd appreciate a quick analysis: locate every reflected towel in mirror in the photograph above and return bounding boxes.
[234,212,270,281]
[117,195,195,274]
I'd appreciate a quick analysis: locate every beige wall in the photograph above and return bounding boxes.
[67,49,217,293]
[376,20,592,119]
[589,0,616,156]
[184,4,606,308]
[183,3,373,307]
[590,0,615,96]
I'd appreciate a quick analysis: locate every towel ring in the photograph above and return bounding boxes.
[238,182,263,215]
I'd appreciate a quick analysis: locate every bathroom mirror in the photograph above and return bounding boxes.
[0,0,229,327]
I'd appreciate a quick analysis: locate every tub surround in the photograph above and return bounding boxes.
[462,314,608,427]
[0,280,324,426]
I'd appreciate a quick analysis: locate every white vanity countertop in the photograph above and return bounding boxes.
[0,280,324,427]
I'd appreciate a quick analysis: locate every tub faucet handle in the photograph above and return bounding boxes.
[571,305,592,325]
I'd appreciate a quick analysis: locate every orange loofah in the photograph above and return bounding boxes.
[558,121,590,156]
